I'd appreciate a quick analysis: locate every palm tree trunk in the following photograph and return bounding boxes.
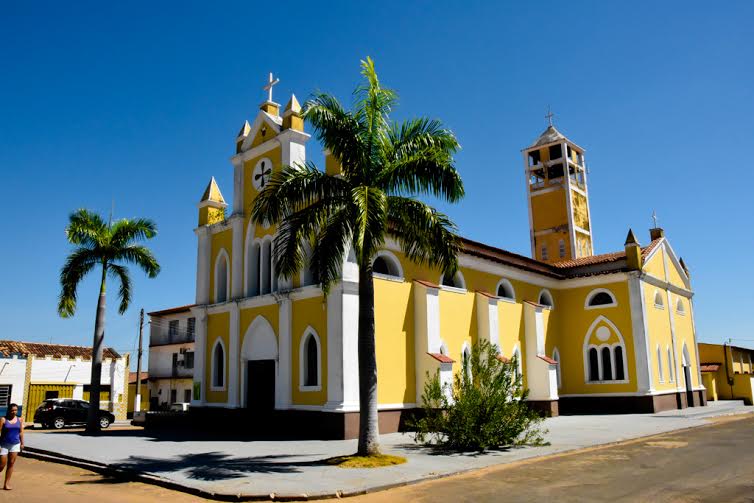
[86,265,106,434]
[357,263,380,455]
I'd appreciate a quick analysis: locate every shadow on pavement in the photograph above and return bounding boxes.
[112,452,327,481]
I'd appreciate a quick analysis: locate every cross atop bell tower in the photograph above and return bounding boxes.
[259,72,281,116]
[522,115,594,263]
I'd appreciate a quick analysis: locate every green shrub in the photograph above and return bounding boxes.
[411,339,547,451]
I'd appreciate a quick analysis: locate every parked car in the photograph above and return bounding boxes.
[169,402,190,412]
[34,399,115,430]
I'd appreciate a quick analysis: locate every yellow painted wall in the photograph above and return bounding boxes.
[643,247,666,279]
[205,311,230,404]
[243,146,282,214]
[291,296,328,406]
[374,277,416,404]
[531,190,567,231]
[128,382,150,413]
[210,229,233,304]
[643,286,676,391]
[554,282,636,394]
[672,295,700,389]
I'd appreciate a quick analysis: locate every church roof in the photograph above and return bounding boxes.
[200,177,226,204]
[458,236,664,279]
[0,340,120,360]
[528,125,568,148]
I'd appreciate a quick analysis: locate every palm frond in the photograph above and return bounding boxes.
[302,93,364,177]
[111,245,160,278]
[310,207,355,292]
[251,162,350,227]
[65,209,108,248]
[110,218,157,248]
[58,248,100,317]
[107,263,132,315]
[387,196,459,274]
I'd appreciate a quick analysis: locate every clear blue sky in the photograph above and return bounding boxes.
[2,1,752,367]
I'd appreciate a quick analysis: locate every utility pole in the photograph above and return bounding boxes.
[134,308,145,412]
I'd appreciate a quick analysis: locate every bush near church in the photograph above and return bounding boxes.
[411,339,546,452]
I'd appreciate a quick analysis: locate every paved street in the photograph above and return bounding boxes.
[20,400,753,498]
[355,415,754,503]
[8,414,754,502]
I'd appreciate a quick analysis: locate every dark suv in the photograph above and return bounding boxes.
[34,399,115,429]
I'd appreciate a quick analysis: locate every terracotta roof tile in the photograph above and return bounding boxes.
[414,279,440,289]
[427,352,455,364]
[0,340,120,360]
[129,371,149,384]
[538,354,558,365]
[551,238,662,269]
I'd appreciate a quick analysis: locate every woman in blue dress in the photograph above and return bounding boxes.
[0,403,24,490]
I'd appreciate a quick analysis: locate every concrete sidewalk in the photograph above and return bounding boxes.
[23,401,753,500]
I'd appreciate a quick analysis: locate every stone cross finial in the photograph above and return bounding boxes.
[545,106,554,127]
[652,210,659,228]
[263,72,279,103]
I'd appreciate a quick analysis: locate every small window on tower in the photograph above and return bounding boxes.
[541,244,549,261]
[528,150,540,166]
[559,239,566,259]
[547,163,564,180]
[549,144,562,160]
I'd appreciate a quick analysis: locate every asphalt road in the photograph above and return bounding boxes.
[7,415,754,502]
[355,415,754,503]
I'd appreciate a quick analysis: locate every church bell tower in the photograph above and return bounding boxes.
[523,113,593,263]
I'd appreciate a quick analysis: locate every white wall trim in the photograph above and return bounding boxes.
[582,315,629,384]
[495,278,516,301]
[372,250,404,280]
[537,288,554,309]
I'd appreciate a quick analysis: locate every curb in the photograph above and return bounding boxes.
[22,410,754,501]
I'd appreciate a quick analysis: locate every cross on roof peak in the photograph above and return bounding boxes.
[263,72,280,103]
[652,210,659,228]
[545,106,555,127]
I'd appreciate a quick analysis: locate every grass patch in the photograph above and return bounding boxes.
[325,453,407,468]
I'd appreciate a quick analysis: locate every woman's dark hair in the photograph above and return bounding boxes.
[5,403,18,419]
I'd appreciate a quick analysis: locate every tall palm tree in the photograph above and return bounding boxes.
[58,209,160,433]
[252,58,464,455]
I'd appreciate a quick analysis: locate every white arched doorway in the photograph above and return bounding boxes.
[240,316,278,411]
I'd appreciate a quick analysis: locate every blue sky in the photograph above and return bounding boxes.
[2,1,752,366]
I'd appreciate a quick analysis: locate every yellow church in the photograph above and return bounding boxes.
[152,78,705,438]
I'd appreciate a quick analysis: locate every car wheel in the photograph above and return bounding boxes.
[99,416,111,429]
[53,417,66,429]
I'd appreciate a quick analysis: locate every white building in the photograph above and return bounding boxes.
[147,305,196,408]
[0,341,129,421]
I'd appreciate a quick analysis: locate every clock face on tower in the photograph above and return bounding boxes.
[252,158,272,191]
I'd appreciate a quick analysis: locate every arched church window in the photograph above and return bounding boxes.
[212,340,225,389]
[614,346,625,380]
[538,289,554,308]
[300,240,316,287]
[299,328,321,390]
[601,347,613,381]
[676,298,685,315]
[214,250,229,304]
[654,290,664,309]
[588,348,600,381]
[667,347,675,382]
[657,345,664,383]
[261,239,272,295]
[441,271,466,290]
[372,252,402,279]
[248,242,261,297]
[462,344,472,383]
[496,279,515,300]
[585,289,617,309]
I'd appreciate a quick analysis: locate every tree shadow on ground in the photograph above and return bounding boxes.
[392,440,516,457]
[112,451,329,481]
[32,428,350,443]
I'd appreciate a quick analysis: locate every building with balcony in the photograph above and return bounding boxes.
[147,305,196,409]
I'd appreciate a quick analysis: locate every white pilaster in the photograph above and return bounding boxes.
[195,227,211,305]
[629,274,653,393]
[278,129,310,168]
[277,297,292,409]
[190,306,207,405]
[231,215,244,299]
[324,280,360,411]
[523,302,558,401]
[227,302,240,407]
